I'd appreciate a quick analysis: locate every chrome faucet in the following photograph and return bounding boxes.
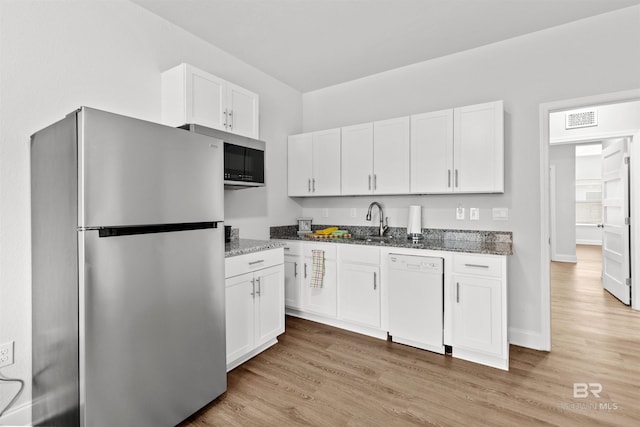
[366,201,389,237]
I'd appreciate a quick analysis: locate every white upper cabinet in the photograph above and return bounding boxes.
[287,129,341,196]
[453,101,504,193]
[341,123,374,195]
[340,118,410,195]
[161,63,259,139]
[373,117,410,194]
[410,109,454,193]
[411,101,503,194]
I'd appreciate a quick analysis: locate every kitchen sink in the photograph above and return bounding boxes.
[352,235,394,243]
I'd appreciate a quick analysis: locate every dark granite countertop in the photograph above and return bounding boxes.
[270,225,513,256]
[225,238,285,258]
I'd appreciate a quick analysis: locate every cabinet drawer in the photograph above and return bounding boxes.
[278,240,302,256]
[453,253,503,278]
[225,248,284,279]
[338,245,380,265]
[303,242,337,260]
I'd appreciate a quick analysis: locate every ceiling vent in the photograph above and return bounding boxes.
[565,109,598,129]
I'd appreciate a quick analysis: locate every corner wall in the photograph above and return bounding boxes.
[301,6,640,349]
[0,1,302,424]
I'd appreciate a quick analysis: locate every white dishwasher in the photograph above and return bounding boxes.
[388,254,444,354]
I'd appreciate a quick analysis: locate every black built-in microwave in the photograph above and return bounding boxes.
[180,124,266,189]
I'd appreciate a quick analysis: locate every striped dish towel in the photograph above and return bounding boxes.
[310,249,325,288]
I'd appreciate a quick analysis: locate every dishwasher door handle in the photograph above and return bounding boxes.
[456,282,460,303]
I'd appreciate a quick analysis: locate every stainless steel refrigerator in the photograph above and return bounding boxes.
[31,107,226,426]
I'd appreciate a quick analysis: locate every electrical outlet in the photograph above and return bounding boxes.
[470,208,480,220]
[350,208,357,218]
[322,208,329,218]
[456,205,465,220]
[0,341,14,368]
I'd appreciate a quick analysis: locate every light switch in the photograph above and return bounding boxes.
[492,207,509,220]
[350,208,357,218]
[322,208,329,218]
[470,208,479,220]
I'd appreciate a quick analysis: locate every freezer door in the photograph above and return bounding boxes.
[79,225,226,427]
[78,107,223,227]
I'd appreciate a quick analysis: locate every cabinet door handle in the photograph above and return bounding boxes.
[256,276,261,295]
[312,178,316,192]
[304,263,307,278]
[223,109,228,129]
[308,179,311,192]
[464,263,489,269]
[373,174,377,190]
[455,169,459,188]
[248,259,264,266]
[456,282,460,303]
[447,170,452,188]
[294,262,298,277]
[284,247,291,251]
[368,175,371,190]
[228,110,233,130]
[251,278,256,297]
[373,272,377,290]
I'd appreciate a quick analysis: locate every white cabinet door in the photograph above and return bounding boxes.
[287,133,313,196]
[341,123,374,195]
[255,265,285,347]
[302,244,338,318]
[452,274,503,356]
[373,117,410,194]
[312,128,341,196]
[410,109,454,193]
[225,273,255,364]
[187,66,227,131]
[226,82,259,139]
[338,263,380,328]
[453,100,504,193]
[284,254,302,309]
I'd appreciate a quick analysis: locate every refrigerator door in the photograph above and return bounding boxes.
[78,107,223,227]
[79,225,226,427]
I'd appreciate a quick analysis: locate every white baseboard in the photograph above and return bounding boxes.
[551,253,577,263]
[0,400,31,426]
[509,327,549,351]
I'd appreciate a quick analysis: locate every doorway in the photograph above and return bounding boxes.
[539,90,640,350]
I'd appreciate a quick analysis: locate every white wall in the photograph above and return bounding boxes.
[550,144,577,262]
[0,1,302,423]
[301,6,640,348]
[550,100,640,144]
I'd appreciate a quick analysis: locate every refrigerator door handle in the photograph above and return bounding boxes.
[96,221,221,238]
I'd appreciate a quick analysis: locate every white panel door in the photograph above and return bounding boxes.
[601,138,631,305]
[225,273,255,364]
[312,128,341,196]
[373,117,410,194]
[302,257,338,318]
[338,263,380,328]
[453,101,504,193]
[287,133,313,196]
[186,65,226,132]
[452,275,503,356]
[255,265,285,347]
[341,123,374,195]
[410,109,454,193]
[284,254,302,309]
[226,82,259,138]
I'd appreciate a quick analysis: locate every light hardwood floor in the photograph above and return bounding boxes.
[182,245,640,426]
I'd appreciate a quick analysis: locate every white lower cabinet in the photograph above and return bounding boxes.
[451,253,508,370]
[225,249,284,371]
[338,245,380,328]
[301,243,338,318]
[282,241,303,309]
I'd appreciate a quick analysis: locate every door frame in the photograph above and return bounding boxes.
[539,89,640,350]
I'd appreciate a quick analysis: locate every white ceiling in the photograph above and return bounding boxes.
[132,0,640,92]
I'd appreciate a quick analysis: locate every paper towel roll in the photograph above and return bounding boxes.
[407,205,423,237]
